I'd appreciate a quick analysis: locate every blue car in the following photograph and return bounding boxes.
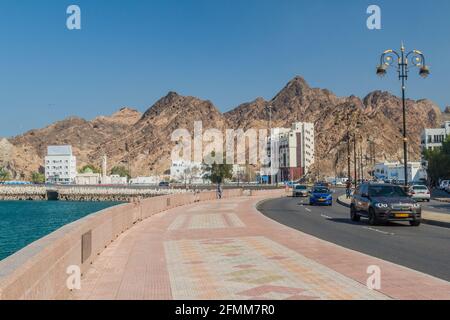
[309,187,333,206]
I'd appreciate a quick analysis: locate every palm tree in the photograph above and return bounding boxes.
[0,168,11,182]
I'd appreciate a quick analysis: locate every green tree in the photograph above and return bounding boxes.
[79,164,101,174]
[0,167,11,182]
[423,136,450,185]
[110,166,131,179]
[202,152,233,184]
[31,172,45,184]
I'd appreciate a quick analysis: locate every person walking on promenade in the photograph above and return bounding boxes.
[216,177,223,200]
[345,180,352,199]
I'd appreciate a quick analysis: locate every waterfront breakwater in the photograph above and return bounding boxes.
[0,186,47,201]
[0,185,188,201]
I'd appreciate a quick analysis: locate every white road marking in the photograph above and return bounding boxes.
[362,226,395,236]
[321,214,332,219]
[304,208,312,212]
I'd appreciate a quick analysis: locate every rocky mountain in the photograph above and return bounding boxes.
[225,77,442,176]
[0,76,444,179]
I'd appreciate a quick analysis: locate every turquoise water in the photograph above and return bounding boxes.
[0,201,122,261]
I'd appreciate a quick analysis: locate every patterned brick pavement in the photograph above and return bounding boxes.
[73,195,450,300]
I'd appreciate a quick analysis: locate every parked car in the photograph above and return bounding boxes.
[314,181,331,188]
[293,185,309,197]
[350,183,421,226]
[309,186,333,206]
[445,185,450,194]
[158,181,170,187]
[439,180,449,190]
[409,185,431,202]
[285,181,296,188]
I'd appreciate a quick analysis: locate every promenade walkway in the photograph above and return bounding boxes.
[73,194,450,300]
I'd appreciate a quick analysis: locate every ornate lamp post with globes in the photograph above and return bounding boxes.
[376,43,430,188]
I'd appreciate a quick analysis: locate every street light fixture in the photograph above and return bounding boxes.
[376,44,429,188]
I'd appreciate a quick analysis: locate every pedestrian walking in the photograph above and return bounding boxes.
[345,180,352,199]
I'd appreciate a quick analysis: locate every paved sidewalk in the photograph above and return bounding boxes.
[73,195,450,300]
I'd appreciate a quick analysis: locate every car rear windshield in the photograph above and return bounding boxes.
[296,185,307,190]
[314,188,330,194]
[368,185,407,197]
[413,186,428,190]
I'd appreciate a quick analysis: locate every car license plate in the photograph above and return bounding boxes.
[319,199,325,202]
[394,213,409,218]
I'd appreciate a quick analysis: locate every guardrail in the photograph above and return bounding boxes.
[0,188,283,300]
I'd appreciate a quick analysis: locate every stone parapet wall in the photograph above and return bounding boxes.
[0,189,284,300]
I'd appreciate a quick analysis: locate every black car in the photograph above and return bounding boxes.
[350,183,421,226]
[159,181,170,187]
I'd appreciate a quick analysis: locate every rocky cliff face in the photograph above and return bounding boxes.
[0,77,443,179]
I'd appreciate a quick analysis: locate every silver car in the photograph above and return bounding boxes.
[409,185,431,202]
[293,185,309,197]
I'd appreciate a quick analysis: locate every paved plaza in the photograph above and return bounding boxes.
[73,195,450,300]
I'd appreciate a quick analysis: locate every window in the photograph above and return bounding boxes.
[369,185,407,197]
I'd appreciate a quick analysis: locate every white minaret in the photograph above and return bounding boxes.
[102,155,107,178]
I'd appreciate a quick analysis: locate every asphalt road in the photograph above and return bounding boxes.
[424,189,450,214]
[258,190,450,281]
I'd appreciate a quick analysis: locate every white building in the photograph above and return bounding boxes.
[373,161,427,183]
[75,172,101,185]
[101,175,128,185]
[421,121,450,151]
[129,176,160,185]
[45,145,77,184]
[264,122,315,183]
[170,160,205,184]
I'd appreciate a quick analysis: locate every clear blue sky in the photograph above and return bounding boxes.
[1,0,449,137]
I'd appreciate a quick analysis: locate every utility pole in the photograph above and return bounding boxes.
[359,136,364,181]
[266,105,275,185]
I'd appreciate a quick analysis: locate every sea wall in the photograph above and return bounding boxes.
[0,188,284,300]
[57,186,188,202]
[0,185,188,201]
[0,186,47,201]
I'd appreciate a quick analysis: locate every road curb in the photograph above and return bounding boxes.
[336,195,450,229]
[421,215,450,229]
[336,196,350,208]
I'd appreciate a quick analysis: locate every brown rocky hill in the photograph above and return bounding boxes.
[225,77,442,176]
[87,92,229,177]
[2,108,141,178]
[0,76,443,179]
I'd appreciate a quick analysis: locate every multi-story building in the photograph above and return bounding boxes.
[420,121,450,152]
[264,122,315,183]
[45,145,77,184]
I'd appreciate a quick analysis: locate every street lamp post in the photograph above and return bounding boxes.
[347,130,351,183]
[353,133,358,185]
[336,108,360,185]
[358,134,364,182]
[377,43,429,188]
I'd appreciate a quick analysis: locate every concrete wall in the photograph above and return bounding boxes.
[0,188,282,300]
